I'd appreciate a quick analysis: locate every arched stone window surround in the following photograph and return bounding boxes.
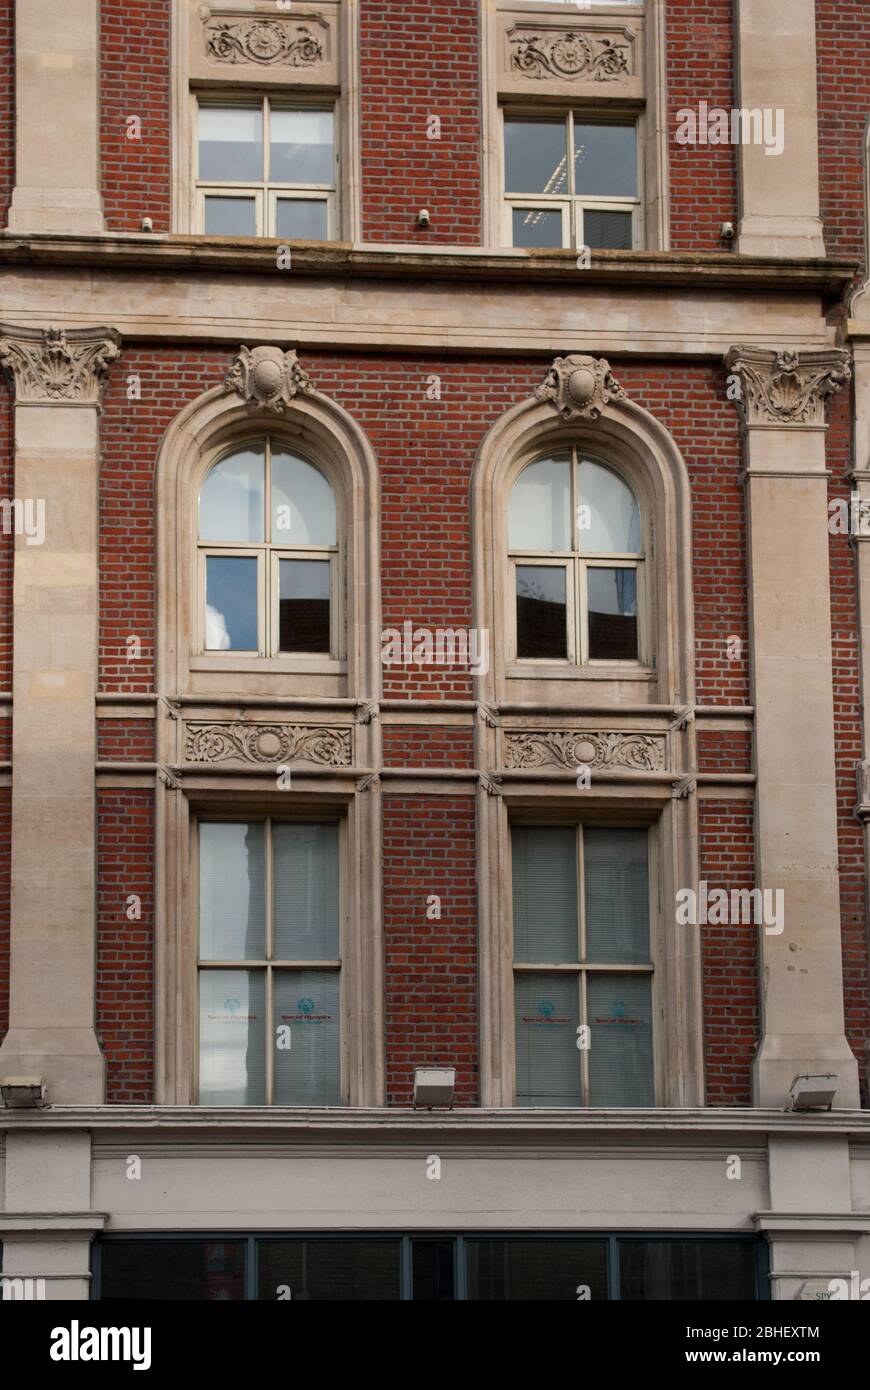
[471,381,703,1107]
[471,391,695,708]
[157,380,381,701]
[153,373,383,1105]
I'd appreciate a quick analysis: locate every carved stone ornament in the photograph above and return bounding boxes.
[224,346,312,414]
[535,354,627,421]
[205,17,325,67]
[185,722,351,767]
[509,27,631,82]
[504,729,666,773]
[724,346,852,428]
[0,325,121,405]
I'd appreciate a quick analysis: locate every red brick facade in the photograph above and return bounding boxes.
[99,0,172,233]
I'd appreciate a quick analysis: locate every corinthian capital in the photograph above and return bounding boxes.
[724,346,851,428]
[0,325,122,406]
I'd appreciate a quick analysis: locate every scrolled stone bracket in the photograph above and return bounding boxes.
[855,760,870,822]
[0,324,122,407]
[477,702,500,729]
[670,705,695,732]
[478,773,503,796]
[223,345,313,414]
[535,354,627,421]
[355,702,380,725]
[724,346,852,429]
[158,764,183,790]
[671,775,697,800]
[357,773,380,793]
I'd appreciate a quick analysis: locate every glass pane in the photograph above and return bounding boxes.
[198,969,266,1105]
[273,822,339,959]
[270,108,334,184]
[587,567,638,660]
[509,455,570,550]
[199,822,266,960]
[257,1241,400,1301]
[511,826,578,963]
[584,209,633,250]
[271,451,336,545]
[512,207,563,248]
[578,460,640,553]
[516,565,568,659]
[275,199,328,240]
[573,123,637,197]
[514,971,580,1107]
[200,444,265,542]
[204,196,257,237]
[273,969,340,1105]
[205,555,258,651]
[278,558,331,653]
[199,106,263,181]
[584,827,649,965]
[412,1240,455,1301]
[619,1241,760,1301]
[586,972,654,1106]
[467,1239,608,1301]
[99,1241,245,1301]
[504,118,568,194]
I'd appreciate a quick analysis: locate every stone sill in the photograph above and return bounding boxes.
[0,233,857,295]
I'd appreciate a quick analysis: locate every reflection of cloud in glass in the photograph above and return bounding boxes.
[205,603,230,650]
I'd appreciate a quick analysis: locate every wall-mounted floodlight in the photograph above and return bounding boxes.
[413,1066,455,1110]
[789,1074,838,1112]
[1,1077,47,1109]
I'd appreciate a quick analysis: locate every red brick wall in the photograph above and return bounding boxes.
[666,0,737,251]
[100,0,171,233]
[816,0,870,266]
[698,798,758,1105]
[827,388,869,1092]
[383,794,478,1105]
[98,718,156,762]
[382,725,473,768]
[360,0,481,243]
[99,350,231,692]
[97,789,155,1102]
[0,0,13,228]
[697,730,752,774]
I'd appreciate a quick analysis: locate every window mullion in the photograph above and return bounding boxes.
[567,111,575,198]
[265,816,273,1105]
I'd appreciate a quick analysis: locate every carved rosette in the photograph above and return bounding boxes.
[535,354,627,421]
[724,346,852,428]
[509,29,631,82]
[0,325,122,405]
[224,346,313,414]
[504,730,666,773]
[185,722,352,767]
[205,18,324,67]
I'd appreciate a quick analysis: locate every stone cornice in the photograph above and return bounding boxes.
[724,345,852,428]
[0,234,857,295]
[0,324,121,405]
[2,1106,870,1137]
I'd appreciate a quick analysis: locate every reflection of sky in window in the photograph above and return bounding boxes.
[206,556,258,649]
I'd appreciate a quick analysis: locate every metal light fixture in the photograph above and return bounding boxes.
[789,1073,838,1112]
[413,1066,455,1110]
[1,1076,47,1109]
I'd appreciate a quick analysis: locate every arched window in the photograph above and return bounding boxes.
[198,438,339,656]
[508,449,643,664]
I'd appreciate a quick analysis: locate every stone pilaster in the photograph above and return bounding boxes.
[725,344,859,1108]
[0,324,121,1103]
[733,0,825,258]
[8,0,105,233]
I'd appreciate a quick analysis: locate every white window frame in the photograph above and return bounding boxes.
[195,814,346,1107]
[501,110,642,251]
[196,437,343,661]
[195,95,338,240]
[510,818,658,1108]
[508,447,646,668]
